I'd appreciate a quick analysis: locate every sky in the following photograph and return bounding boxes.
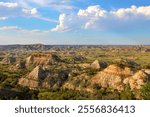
[0,0,150,45]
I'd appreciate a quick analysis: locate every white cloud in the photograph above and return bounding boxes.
[2,4,148,32]
[31,8,38,15]
[0,1,56,22]
[0,1,39,19]
[29,0,69,7]
[77,5,107,29]
[51,13,82,32]
[0,2,18,8]
[112,5,150,19]
[38,17,58,23]
[78,5,106,17]
[0,17,8,20]
[22,8,38,16]
[25,0,75,12]
[0,26,37,32]
[0,26,21,31]
[52,5,150,32]
[78,5,150,19]
[0,26,52,34]
[51,14,69,32]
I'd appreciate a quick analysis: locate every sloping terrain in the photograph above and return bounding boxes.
[0,45,150,100]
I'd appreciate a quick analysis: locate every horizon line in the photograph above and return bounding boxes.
[0,44,150,46]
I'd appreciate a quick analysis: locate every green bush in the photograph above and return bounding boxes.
[102,92,120,100]
[115,59,141,70]
[92,83,101,90]
[140,82,150,100]
[120,85,135,100]
[38,88,91,100]
[72,79,81,87]
[0,73,7,82]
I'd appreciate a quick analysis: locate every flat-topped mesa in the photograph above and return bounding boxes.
[25,53,61,67]
[19,65,46,89]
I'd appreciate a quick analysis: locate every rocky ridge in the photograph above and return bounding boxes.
[19,66,46,89]
[92,65,150,92]
[19,65,68,89]
[25,53,61,67]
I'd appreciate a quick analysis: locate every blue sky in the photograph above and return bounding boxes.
[0,0,150,45]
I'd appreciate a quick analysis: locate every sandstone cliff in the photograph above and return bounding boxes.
[91,60,100,69]
[19,66,45,89]
[124,70,149,90]
[19,66,68,89]
[1,57,16,64]
[91,60,107,69]
[92,64,149,91]
[25,53,61,67]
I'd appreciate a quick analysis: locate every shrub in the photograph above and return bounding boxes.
[120,85,135,100]
[140,82,150,100]
[0,73,7,82]
[92,83,101,90]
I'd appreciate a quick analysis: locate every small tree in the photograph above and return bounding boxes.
[140,82,150,100]
[120,85,135,100]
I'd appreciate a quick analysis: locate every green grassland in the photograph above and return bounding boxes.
[0,45,150,100]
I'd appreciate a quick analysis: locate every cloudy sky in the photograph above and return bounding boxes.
[0,0,150,45]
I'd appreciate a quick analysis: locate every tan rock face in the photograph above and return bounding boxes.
[19,66,45,89]
[92,64,149,91]
[1,57,16,64]
[91,60,107,69]
[91,60,100,69]
[78,63,91,68]
[28,66,45,80]
[19,65,68,89]
[25,53,61,67]
[124,70,149,90]
[103,65,134,76]
[144,69,150,76]
[63,73,92,92]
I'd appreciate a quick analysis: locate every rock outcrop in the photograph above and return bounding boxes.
[92,64,149,91]
[124,70,149,90]
[15,60,25,69]
[63,73,92,92]
[91,60,107,69]
[1,57,16,64]
[73,55,86,62]
[19,66,46,89]
[19,66,68,89]
[91,60,100,69]
[25,53,61,67]
[144,69,150,77]
[92,65,134,91]
[42,71,68,89]
[78,63,91,68]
